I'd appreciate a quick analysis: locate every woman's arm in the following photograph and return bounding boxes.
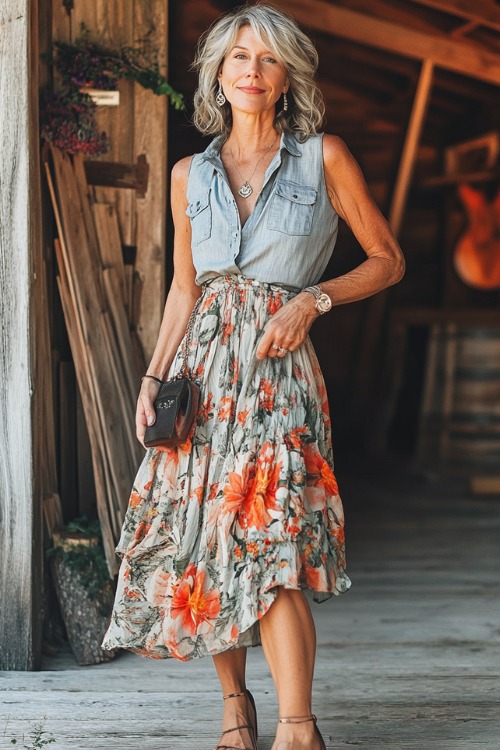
[256,135,405,359]
[318,134,405,304]
[136,154,202,445]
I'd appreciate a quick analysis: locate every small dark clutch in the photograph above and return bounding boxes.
[143,377,200,449]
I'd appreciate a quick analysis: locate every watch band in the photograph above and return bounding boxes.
[302,285,322,300]
[302,285,332,314]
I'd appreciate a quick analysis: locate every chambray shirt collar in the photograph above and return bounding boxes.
[200,129,302,164]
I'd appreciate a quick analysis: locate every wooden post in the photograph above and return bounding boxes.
[0,0,45,670]
[358,60,434,450]
[389,59,434,235]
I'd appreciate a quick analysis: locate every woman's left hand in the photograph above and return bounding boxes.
[255,292,320,359]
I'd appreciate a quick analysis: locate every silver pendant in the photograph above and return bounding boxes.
[238,182,253,198]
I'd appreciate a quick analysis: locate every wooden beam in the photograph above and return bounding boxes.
[278,0,500,86]
[0,0,43,670]
[389,59,435,235]
[407,0,500,34]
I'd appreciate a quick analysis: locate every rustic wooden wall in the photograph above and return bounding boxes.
[52,0,168,361]
[0,0,47,671]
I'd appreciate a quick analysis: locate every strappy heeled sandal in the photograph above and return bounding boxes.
[214,689,258,750]
[279,714,327,750]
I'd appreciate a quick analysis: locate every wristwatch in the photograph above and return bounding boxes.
[302,285,332,314]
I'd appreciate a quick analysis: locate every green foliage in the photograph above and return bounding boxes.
[41,22,184,154]
[46,515,110,604]
[5,716,56,749]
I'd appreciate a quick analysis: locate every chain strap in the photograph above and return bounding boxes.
[175,296,203,380]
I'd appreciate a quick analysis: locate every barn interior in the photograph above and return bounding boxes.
[170,0,500,473]
[1,6,499,739]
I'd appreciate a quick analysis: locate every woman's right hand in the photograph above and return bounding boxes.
[136,378,161,448]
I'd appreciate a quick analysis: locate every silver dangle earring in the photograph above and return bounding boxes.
[283,92,288,112]
[216,82,226,106]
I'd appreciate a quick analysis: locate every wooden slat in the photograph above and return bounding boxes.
[59,360,78,520]
[470,475,500,494]
[92,203,127,306]
[389,59,434,235]
[46,148,135,569]
[42,493,65,540]
[102,267,145,410]
[99,312,141,472]
[54,238,118,575]
[84,155,149,197]
[132,0,168,361]
[408,0,500,34]
[75,387,98,519]
[278,0,500,86]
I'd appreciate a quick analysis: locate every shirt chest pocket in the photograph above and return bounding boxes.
[267,180,317,236]
[186,192,212,245]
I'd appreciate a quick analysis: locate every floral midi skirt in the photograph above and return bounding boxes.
[101,274,351,662]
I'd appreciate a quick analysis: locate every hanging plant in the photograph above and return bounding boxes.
[41,23,184,156]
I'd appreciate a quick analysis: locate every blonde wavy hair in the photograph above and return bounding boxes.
[191,3,325,141]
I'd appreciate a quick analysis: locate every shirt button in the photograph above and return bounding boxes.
[292,194,298,199]
[233,232,238,237]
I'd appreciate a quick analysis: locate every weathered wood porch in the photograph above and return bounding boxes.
[2,458,499,749]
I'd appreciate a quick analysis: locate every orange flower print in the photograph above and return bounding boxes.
[129,490,142,508]
[230,358,239,386]
[305,566,324,589]
[222,321,235,345]
[320,460,338,496]
[190,485,204,505]
[133,520,150,542]
[237,408,251,425]
[331,525,345,544]
[259,378,275,412]
[286,425,308,450]
[230,623,239,640]
[208,482,219,501]
[171,565,221,636]
[217,396,234,421]
[222,463,253,513]
[199,392,214,422]
[146,568,172,609]
[303,443,338,495]
[267,294,282,316]
[222,443,282,531]
[246,541,259,557]
[200,292,217,312]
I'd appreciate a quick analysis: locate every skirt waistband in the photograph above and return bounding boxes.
[202,274,301,296]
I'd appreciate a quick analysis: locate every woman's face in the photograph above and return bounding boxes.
[218,25,288,116]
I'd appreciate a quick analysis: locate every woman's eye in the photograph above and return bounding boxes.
[263,57,277,63]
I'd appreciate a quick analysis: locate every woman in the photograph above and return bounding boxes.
[102,4,405,749]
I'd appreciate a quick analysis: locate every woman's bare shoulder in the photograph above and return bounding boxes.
[171,155,195,185]
[322,134,355,167]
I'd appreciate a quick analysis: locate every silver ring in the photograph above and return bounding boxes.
[278,346,288,352]
[271,344,280,350]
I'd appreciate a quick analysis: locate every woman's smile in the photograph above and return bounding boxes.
[238,86,266,94]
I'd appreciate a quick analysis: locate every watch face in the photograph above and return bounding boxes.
[317,293,332,312]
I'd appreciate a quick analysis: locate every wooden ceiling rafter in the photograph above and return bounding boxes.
[276,0,500,86]
[336,0,456,35]
[450,20,480,38]
[406,0,500,34]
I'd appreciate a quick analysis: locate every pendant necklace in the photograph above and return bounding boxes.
[229,133,278,198]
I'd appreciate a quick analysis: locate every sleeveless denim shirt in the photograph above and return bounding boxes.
[186,130,339,291]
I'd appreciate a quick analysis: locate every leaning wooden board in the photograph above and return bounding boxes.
[44,146,148,575]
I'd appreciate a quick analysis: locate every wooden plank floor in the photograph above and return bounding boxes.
[2,456,499,749]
